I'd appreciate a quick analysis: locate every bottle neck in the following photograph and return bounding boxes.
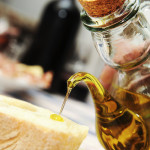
[81,0,140,32]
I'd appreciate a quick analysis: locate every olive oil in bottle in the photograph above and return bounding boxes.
[59,72,149,150]
[113,88,150,140]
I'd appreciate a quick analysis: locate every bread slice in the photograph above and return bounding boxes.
[0,95,88,150]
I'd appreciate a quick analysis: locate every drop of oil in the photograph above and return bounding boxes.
[50,88,72,122]
[50,114,64,122]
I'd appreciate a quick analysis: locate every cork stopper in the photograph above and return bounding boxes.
[78,0,126,17]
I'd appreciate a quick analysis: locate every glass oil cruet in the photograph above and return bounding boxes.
[73,0,150,149]
[59,72,149,149]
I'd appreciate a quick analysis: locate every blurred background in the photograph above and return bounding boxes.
[0,0,104,102]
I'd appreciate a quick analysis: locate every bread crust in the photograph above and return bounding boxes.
[0,95,88,150]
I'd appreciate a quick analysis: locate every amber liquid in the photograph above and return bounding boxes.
[114,88,150,145]
[59,72,149,150]
[94,92,148,150]
[50,114,64,122]
[59,88,71,115]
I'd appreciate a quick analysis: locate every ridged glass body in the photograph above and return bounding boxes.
[80,0,150,149]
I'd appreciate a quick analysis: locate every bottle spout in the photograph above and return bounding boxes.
[67,72,125,120]
[67,72,105,102]
[66,72,148,150]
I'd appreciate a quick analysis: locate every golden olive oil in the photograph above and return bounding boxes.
[114,88,150,144]
[60,72,149,150]
[59,88,72,115]
[50,114,64,122]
